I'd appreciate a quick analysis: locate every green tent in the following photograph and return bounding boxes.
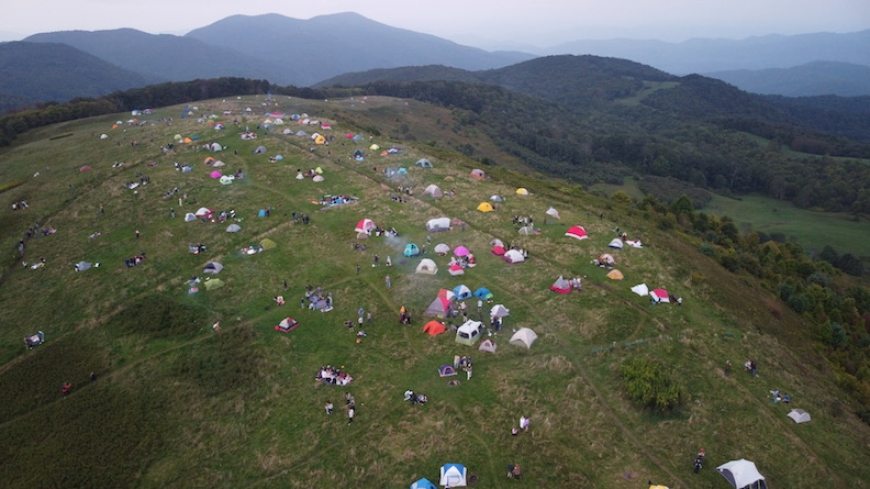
[204,278,225,291]
[260,238,277,250]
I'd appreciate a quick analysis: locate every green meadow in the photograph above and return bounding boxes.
[0,96,868,488]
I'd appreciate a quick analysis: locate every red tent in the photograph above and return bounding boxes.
[565,225,588,240]
[423,321,446,336]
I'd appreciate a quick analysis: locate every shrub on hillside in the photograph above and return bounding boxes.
[619,357,686,412]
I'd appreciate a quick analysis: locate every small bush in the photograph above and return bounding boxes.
[619,358,686,412]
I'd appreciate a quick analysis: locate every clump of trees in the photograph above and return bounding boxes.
[620,357,686,411]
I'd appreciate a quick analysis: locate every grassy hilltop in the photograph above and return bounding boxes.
[0,95,868,488]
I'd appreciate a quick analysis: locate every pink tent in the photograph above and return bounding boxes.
[491,245,506,256]
[355,219,376,234]
[565,225,588,240]
[449,264,465,276]
[454,246,470,257]
[650,288,671,302]
[210,170,222,179]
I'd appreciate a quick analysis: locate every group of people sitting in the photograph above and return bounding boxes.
[305,286,333,311]
[316,365,353,386]
[189,243,207,255]
[124,254,146,268]
[320,194,356,207]
[448,254,477,268]
[11,200,28,210]
[398,307,413,325]
[403,390,428,404]
[769,389,791,404]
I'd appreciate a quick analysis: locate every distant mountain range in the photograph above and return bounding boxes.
[705,61,870,97]
[0,12,868,113]
[545,30,870,75]
[0,41,157,111]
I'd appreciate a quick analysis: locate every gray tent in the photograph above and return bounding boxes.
[226,223,242,233]
[416,158,433,168]
[184,212,197,222]
[253,145,267,154]
[203,262,224,274]
[717,459,767,489]
[74,261,92,271]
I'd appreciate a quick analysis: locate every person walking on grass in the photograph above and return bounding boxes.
[347,406,355,424]
[385,275,391,288]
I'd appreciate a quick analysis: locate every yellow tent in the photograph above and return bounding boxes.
[606,269,624,280]
[477,202,494,212]
[314,167,324,174]
[516,188,529,195]
[259,238,277,250]
[370,144,380,151]
[314,135,326,145]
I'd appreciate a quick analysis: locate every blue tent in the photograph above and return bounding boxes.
[258,209,267,217]
[473,287,493,300]
[410,478,437,489]
[398,167,408,174]
[438,364,457,377]
[453,285,472,300]
[404,243,420,257]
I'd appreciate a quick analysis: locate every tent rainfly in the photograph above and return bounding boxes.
[545,207,560,219]
[787,409,811,424]
[608,238,625,249]
[509,328,538,349]
[448,264,464,276]
[716,459,767,489]
[631,283,649,296]
[565,225,588,240]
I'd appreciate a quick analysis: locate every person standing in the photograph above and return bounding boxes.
[347,406,355,425]
[373,254,379,267]
[325,401,334,414]
[385,275,391,288]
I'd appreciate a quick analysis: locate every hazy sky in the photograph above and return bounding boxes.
[1,0,868,48]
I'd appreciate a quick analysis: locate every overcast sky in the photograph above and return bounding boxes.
[1,0,868,48]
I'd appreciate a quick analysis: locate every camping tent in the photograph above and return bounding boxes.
[415,158,433,168]
[185,212,197,222]
[203,278,224,290]
[491,245,506,256]
[470,169,485,179]
[405,243,421,257]
[550,276,572,294]
[516,187,529,195]
[312,175,325,182]
[434,243,450,255]
[424,297,452,318]
[219,175,234,185]
[717,459,767,489]
[209,142,223,152]
[453,246,470,257]
[416,258,437,275]
[226,223,241,233]
[438,289,457,302]
[424,184,443,198]
[631,283,649,296]
[509,328,538,349]
[517,225,536,236]
[606,269,624,280]
[490,304,510,319]
[546,207,561,220]
[453,285,472,300]
[355,219,376,234]
[479,338,497,353]
[565,225,588,240]
[195,207,213,218]
[212,160,226,167]
[260,238,276,250]
[787,409,811,424]
[490,238,504,247]
[473,287,493,300]
[410,478,437,489]
[608,238,625,249]
[426,217,451,232]
[650,288,670,303]
[438,364,457,377]
[456,320,483,346]
[448,264,464,276]
[503,249,525,264]
[210,170,222,179]
[75,261,92,271]
[440,464,467,487]
[253,146,267,154]
[370,144,380,151]
[477,202,494,212]
[203,262,223,274]
[490,195,504,202]
[423,321,446,336]
[275,317,299,332]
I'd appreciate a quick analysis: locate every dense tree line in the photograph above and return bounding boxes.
[633,193,870,421]
[0,78,271,147]
[360,80,870,213]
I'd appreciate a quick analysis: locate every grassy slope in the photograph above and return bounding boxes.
[704,193,870,258]
[0,96,868,488]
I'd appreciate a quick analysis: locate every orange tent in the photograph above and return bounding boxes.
[423,320,447,336]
